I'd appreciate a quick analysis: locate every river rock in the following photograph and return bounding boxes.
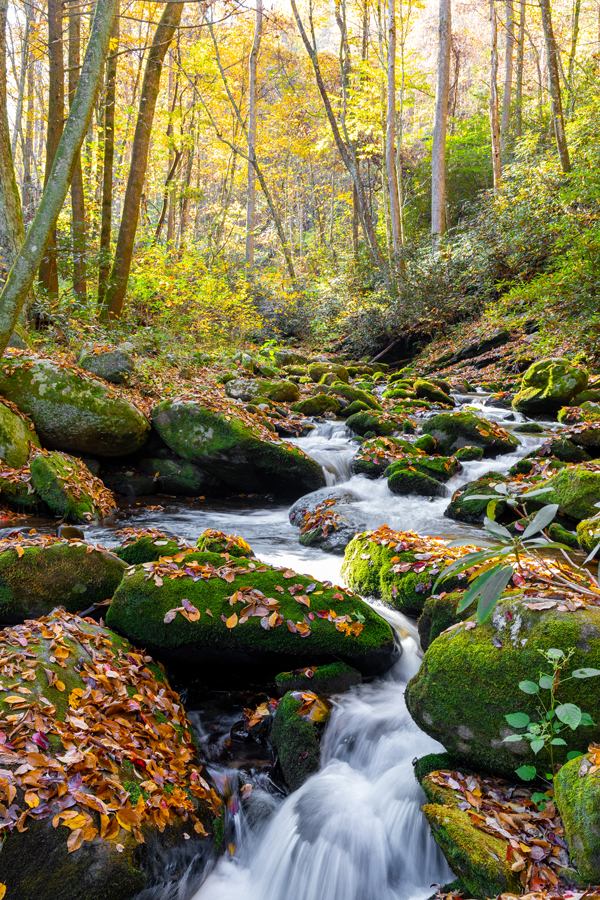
[152,398,325,498]
[554,752,600,882]
[78,343,135,384]
[274,661,362,696]
[137,455,221,496]
[115,528,192,564]
[413,378,455,406]
[386,462,447,498]
[0,400,40,466]
[406,598,600,776]
[513,358,589,415]
[30,450,117,523]
[445,472,509,524]
[106,550,397,676]
[0,609,221,900]
[196,529,254,557]
[577,517,600,554]
[289,487,366,553]
[291,394,342,417]
[0,532,126,624]
[352,436,421,478]
[539,463,600,521]
[225,377,300,403]
[421,411,519,456]
[0,353,149,456]
[271,691,330,791]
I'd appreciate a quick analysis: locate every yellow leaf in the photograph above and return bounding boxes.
[55,680,66,692]
[0,883,6,899]
[24,791,39,808]
[225,612,238,629]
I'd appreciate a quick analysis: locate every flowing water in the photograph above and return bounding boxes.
[84,396,555,899]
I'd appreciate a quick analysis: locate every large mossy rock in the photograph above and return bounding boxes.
[0,400,40,466]
[106,550,397,676]
[30,451,117,523]
[0,533,126,624]
[341,528,471,617]
[539,463,600,521]
[0,610,221,900]
[445,472,508,524]
[554,753,600,882]
[513,358,589,415]
[114,528,192,564]
[78,344,135,385]
[152,398,324,498]
[406,598,600,776]
[0,465,43,511]
[292,393,341,417]
[0,354,149,456]
[271,690,330,791]
[421,411,518,456]
[137,456,219,496]
[351,436,420,478]
[225,377,299,403]
[577,516,600,554]
[386,461,447,498]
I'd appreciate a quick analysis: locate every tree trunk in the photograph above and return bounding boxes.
[500,0,514,153]
[10,0,31,160]
[539,0,570,172]
[0,0,119,355]
[514,0,526,136]
[245,0,262,268]
[386,0,402,256]
[22,17,36,222]
[489,0,502,190]
[38,0,65,300]
[69,0,87,302]
[103,2,184,319]
[290,0,385,269]
[566,0,581,114]
[97,6,118,304]
[431,0,451,244]
[0,0,25,285]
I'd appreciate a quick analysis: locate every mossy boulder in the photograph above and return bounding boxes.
[346,411,395,437]
[454,445,484,462]
[513,358,589,415]
[78,344,135,385]
[196,529,253,557]
[577,517,600,554]
[0,610,221,900]
[422,411,519,456]
[386,461,447,498]
[445,472,508,524]
[351,436,420,478]
[30,451,117,523]
[0,400,40,466]
[0,466,43,511]
[115,530,191,564]
[106,551,397,677]
[0,535,126,624]
[152,399,325,498]
[274,661,361,696]
[414,433,438,453]
[271,691,330,790]
[341,530,465,617]
[554,753,600,882]
[414,379,455,406]
[539,436,589,463]
[406,598,600,776]
[325,382,381,410]
[417,591,469,650]
[0,354,149,457]
[539,464,600,521]
[308,362,349,383]
[138,456,218,496]
[292,394,342,417]
[225,377,300,403]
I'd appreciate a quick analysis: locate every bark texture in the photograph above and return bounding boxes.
[431,0,452,243]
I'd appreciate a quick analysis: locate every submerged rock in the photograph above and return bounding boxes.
[152,398,324,498]
[0,533,126,624]
[0,353,149,457]
[513,358,588,415]
[106,550,397,676]
[0,610,221,900]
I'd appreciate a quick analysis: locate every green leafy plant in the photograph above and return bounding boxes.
[502,647,600,796]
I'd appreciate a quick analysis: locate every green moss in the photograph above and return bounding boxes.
[423,804,521,899]
[271,691,328,790]
[513,358,589,414]
[346,411,395,437]
[382,386,416,400]
[0,541,126,625]
[577,517,600,553]
[0,354,149,456]
[29,451,115,523]
[413,434,438,453]
[292,394,342,416]
[340,399,370,417]
[406,599,600,775]
[326,382,381,409]
[275,661,361,696]
[115,535,186,564]
[386,461,447,498]
[554,755,600,882]
[418,591,468,649]
[413,379,455,406]
[413,752,458,785]
[196,530,253,557]
[422,411,519,456]
[0,468,43,510]
[445,472,508,524]
[106,551,396,676]
[0,401,40,466]
[540,465,600,521]
[351,436,419,478]
[454,445,484,461]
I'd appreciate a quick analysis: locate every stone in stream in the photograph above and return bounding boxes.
[137,455,221,496]
[577,516,600,554]
[406,597,600,777]
[271,690,331,791]
[289,486,367,554]
[29,450,117,523]
[513,357,589,415]
[106,549,398,677]
[152,398,325,499]
[421,410,519,456]
[291,393,342,417]
[0,532,126,624]
[0,609,221,900]
[195,528,254,558]
[0,353,149,457]
[537,462,600,521]
[341,528,473,617]
[225,377,300,403]
[445,472,509,524]
[351,435,422,478]
[114,528,193,565]
[274,661,362,696]
[0,399,40,467]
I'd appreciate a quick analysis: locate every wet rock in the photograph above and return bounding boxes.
[271,691,330,791]
[196,529,254,557]
[274,661,362,696]
[577,517,600,554]
[0,353,149,457]
[225,377,300,403]
[106,550,397,677]
[386,462,448,498]
[513,358,588,415]
[291,394,342,417]
[289,487,366,553]
[539,463,600,521]
[137,456,220,496]
[152,398,325,499]
[115,529,192,565]
[422,411,519,456]
[445,473,509,524]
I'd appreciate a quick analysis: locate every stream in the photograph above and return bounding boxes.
[22,394,557,899]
